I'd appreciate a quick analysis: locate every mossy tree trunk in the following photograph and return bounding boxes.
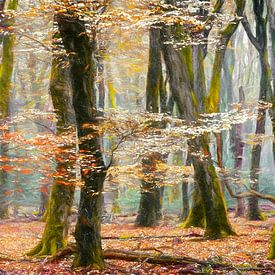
[161,31,235,239]
[27,48,76,256]
[162,1,244,237]
[57,12,106,268]
[136,28,166,227]
[183,183,205,228]
[0,0,18,219]
[242,0,273,220]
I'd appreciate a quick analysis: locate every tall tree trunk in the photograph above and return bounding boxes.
[27,52,76,256]
[231,87,246,217]
[266,0,275,168]
[267,0,275,92]
[57,12,106,268]
[0,0,18,219]
[161,29,235,238]
[242,0,273,220]
[136,28,166,227]
[248,51,269,220]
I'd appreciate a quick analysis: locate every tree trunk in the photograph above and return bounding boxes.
[248,51,271,220]
[27,51,76,256]
[181,181,189,221]
[242,1,273,220]
[183,183,205,228]
[136,28,166,227]
[136,153,163,227]
[161,30,235,238]
[189,136,235,239]
[230,87,246,217]
[57,12,106,268]
[267,0,275,92]
[0,0,18,219]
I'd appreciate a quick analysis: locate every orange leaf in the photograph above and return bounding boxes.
[82,169,90,176]
[40,186,49,194]
[20,169,33,175]
[1,165,14,172]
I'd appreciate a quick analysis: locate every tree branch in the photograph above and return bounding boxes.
[224,179,275,204]
[241,15,262,52]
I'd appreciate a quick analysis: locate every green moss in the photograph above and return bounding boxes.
[181,186,205,228]
[207,51,222,113]
[0,34,15,118]
[6,0,18,10]
[27,182,75,257]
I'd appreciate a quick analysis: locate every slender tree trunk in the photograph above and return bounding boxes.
[242,0,273,220]
[0,0,18,219]
[248,52,269,220]
[57,12,106,268]
[266,1,275,166]
[136,28,166,227]
[267,0,275,92]
[180,153,190,221]
[97,54,105,110]
[231,87,246,217]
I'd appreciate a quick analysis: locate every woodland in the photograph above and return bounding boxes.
[0,0,274,274]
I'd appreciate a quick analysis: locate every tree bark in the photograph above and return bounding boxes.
[161,29,235,238]
[136,28,166,227]
[27,51,76,256]
[136,153,163,227]
[242,1,273,220]
[57,12,106,268]
[0,0,18,219]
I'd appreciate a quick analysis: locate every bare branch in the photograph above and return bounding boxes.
[224,179,275,204]
[241,15,262,52]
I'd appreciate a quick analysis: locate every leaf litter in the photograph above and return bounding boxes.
[0,214,274,274]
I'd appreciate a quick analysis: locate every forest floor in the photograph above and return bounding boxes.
[0,213,274,274]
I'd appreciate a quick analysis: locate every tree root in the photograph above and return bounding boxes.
[44,246,274,273]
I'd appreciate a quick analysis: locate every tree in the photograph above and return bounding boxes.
[242,0,273,220]
[56,6,107,267]
[135,27,165,227]
[0,0,18,218]
[27,46,76,256]
[160,0,248,239]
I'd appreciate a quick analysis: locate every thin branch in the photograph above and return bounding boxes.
[241,15,262,52]
[213,0,225,14]
[224,179,275,204]
[22,115,56,135]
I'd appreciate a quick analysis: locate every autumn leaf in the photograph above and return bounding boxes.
[1,165,14,172]
[19,169,33,175]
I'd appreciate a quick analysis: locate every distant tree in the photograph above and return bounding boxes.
[242,0,273,220]
[135,28,165,227]
[0,0,18,218]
